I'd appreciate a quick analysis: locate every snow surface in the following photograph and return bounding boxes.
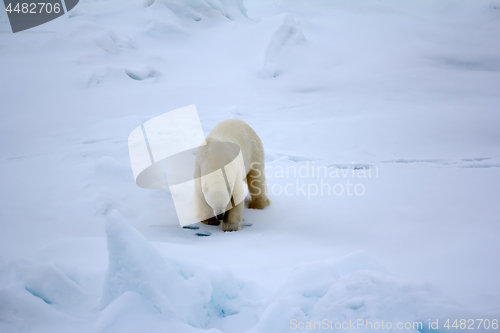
[1,0,500,332]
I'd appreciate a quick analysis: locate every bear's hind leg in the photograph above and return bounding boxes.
[221,201,243,232]
[247,166,271,209]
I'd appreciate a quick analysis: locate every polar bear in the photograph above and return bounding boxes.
[194,119,270,231]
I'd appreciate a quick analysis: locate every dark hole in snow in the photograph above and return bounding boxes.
[183,225,200,230]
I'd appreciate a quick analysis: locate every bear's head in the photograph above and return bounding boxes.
[195,139,244,220]
[201,170,235,220]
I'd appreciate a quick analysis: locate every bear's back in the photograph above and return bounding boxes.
[206,119,262,176]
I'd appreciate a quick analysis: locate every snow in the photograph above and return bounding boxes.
[1,0,500,331]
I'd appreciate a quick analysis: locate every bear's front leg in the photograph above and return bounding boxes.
[221,201,244,232]
[201,216,220,226]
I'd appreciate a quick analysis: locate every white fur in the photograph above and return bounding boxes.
[194,119,270,231]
